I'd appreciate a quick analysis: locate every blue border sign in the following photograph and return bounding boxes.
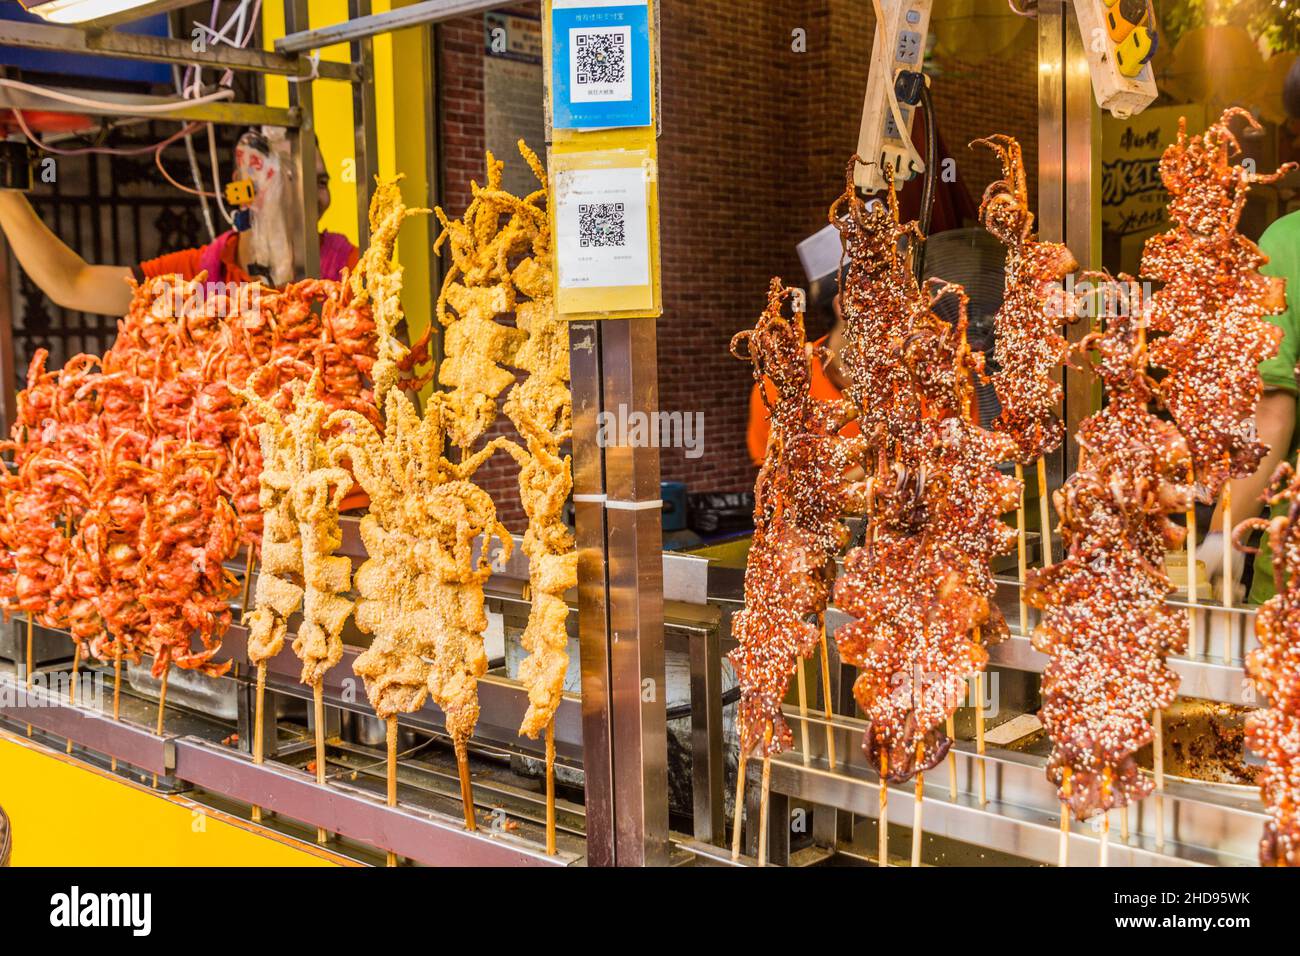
[551,1,652,130]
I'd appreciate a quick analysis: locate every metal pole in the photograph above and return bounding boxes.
[571,320,616,866]
[1040,7,1100,478]
[349,0,380,248]
[426,21,446,370]
[0,236,16,437]
[0,19,355,81]
[600,317,669,866]
[286,0,321,280]
[275,0,502,54]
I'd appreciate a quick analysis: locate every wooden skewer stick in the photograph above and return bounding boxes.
[757,723,773,867]
[878,751,889,867]
[911,741,925,867]
[975,673,987,806]
[545,718,557,856]
[1153,707,1166,849]
[155,665,169,735]
[1059,767,1072,867]
[386,716,398,867]
[252,661,266,824]
[1121,804,1129,841]
[24,613,33,688]
[946,714,957,800]
[111,647,122,772]
[455,740,477,832]
[152,664,169,788]
[974,627,987,806]
[731,747,749,862]
[796,659,810,766]
[1222,481,1234,662]
[1015,462,1029,635]
[240,548,255,617]
[818,621,836,770]
[25,614,33,737]
[1187,499,1199,659]
[313,680,328,844]
[757,757,772,867]
[1099,766,1112,867]
[66,643,80,754]
[1037,456,1053,567]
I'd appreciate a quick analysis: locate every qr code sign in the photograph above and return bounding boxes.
[576,31,626,85]
[579,202,626,248]
[569,26,632,102]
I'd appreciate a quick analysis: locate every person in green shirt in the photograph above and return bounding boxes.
[1202,209,1300,603]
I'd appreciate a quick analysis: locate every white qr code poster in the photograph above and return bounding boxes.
[555,165,651,293]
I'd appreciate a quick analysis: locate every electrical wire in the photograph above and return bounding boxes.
[11,108,202,159]
[172,61,216,239]
[207,122,234,226]
[154,137,221,197]
[179,0,260,227]
[0,77,235,115]
[914,77,938,282]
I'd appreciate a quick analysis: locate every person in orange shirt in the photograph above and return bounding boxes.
[747,266,861,465]
[0,129,356,317]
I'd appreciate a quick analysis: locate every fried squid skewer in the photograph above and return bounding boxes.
[729,280,869,862]
[830,160,1018,858]
[971,134,1079,614]
[1234,461,1300,866]
[1026,311,1193,838]
[1144,109,1294,504]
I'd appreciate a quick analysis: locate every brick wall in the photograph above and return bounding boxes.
[434,3,1039,528]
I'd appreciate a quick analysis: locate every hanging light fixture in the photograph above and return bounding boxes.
[20,0,193,28]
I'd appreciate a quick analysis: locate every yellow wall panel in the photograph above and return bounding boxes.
[261,1,433,345]
[0,733,344,867]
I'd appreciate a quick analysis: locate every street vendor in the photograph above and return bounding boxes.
[0,128,356,317]
[745,248,859,466]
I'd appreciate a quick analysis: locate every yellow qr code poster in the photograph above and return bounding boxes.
[551,148,662,318]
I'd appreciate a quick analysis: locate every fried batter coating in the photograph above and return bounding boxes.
[433,145,548,449]
[238,373,355,685]
[243,400,301,666]
[332,395,512,738]
[435,140,577,740]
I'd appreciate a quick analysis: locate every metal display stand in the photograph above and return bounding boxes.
[0,1,673,869]
[0,5,1272,869]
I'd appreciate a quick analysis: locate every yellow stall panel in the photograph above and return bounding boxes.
[0,732,347,867]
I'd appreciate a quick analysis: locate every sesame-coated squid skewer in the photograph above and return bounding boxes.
[728,279,869,861]
[1025,307,1193,845]
[1233,456,1300,867]
[832,160,1018,838]
[970,133,1080,601]
[1141,108,1295,664]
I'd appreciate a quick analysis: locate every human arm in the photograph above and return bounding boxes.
[0,190,133,316]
